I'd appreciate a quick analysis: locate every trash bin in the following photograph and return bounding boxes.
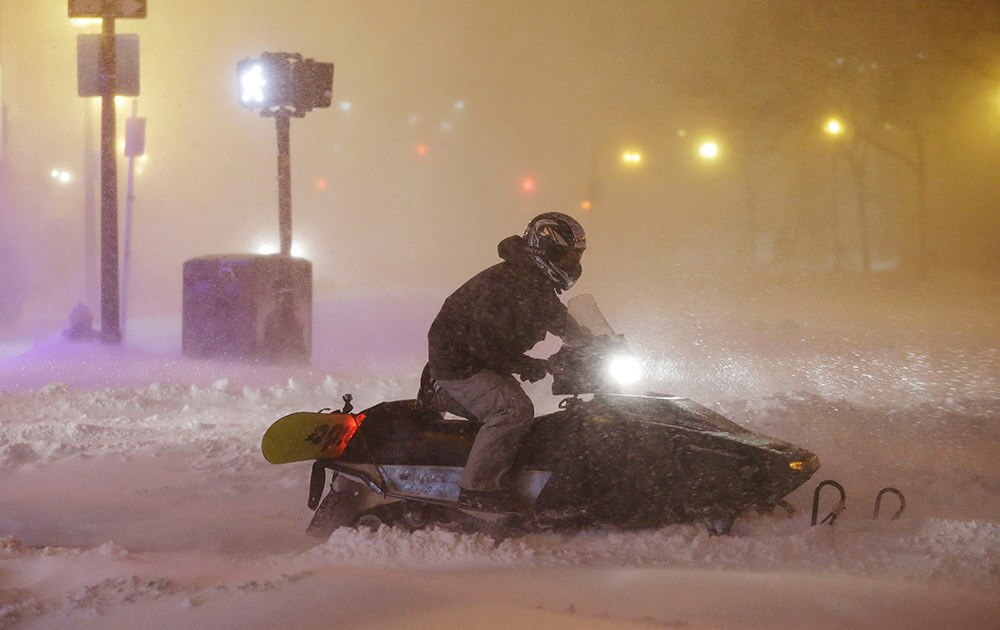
[182,254,311,364]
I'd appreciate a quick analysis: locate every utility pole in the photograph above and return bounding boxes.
[84,99,98,310]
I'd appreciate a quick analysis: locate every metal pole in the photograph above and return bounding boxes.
[99,9,121,343]
[830,146,841,272]
[276,112,292,256]
[121,98,138,336]
[83,98,98,310]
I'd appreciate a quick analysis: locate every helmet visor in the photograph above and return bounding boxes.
[551,248,583,270]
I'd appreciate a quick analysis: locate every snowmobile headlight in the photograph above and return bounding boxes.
[608,355,642,386]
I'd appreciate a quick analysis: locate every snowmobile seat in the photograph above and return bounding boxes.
[340,398,477,466]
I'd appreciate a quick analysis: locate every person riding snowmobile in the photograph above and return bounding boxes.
[425,212,588,511]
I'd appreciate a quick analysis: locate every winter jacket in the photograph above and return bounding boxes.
[428,235,569,381]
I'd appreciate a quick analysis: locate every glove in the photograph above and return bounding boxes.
[516,357,549,383]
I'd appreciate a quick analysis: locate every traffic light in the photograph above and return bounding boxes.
[237,54,333,114]
[291,59,334,111]
[237,56,291,109]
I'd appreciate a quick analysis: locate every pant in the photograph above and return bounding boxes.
[434,370,534,492]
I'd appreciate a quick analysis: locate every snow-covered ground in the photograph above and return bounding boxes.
[1,287,997,629]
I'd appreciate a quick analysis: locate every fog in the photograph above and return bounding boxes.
[1,0,998,346]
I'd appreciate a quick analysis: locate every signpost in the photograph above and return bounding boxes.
[69,0,146,344]
[121,102,145,336]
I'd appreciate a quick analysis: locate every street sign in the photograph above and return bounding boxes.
[77,34,139,97]
[68,0,147,19]
[124,116,146,157]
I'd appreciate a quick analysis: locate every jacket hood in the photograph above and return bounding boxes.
[498,234,555,287]
[498,235,530,264]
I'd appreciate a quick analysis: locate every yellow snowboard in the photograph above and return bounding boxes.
[261,411,365,464]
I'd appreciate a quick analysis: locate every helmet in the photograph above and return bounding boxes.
[523,212,587,290]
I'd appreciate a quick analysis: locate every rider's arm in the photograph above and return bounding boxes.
[559,313,595,348]
[466,289,524,375]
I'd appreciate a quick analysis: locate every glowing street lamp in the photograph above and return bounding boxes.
[698,140,720,161]
[620,150,643,166]
[824,117,845,136]
[51,169,73,184]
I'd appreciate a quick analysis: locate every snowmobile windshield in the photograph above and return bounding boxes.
[566,294,615,337]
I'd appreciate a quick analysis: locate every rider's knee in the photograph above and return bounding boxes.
[501,389,534,425]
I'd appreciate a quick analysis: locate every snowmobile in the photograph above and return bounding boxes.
[262,295,820,537]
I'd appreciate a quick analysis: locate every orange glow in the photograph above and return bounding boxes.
[415,143,429,157]
[326,413,366,459]
[315,178,329,191]
[580,199,592,210]
[520,176,537,194]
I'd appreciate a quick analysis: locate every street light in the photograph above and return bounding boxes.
[620,149,643,166]
[51,169,73,184]
[824,117,845,136]
[698,140,720,161]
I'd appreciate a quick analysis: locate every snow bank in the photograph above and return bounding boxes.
[309,516,1000,590]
